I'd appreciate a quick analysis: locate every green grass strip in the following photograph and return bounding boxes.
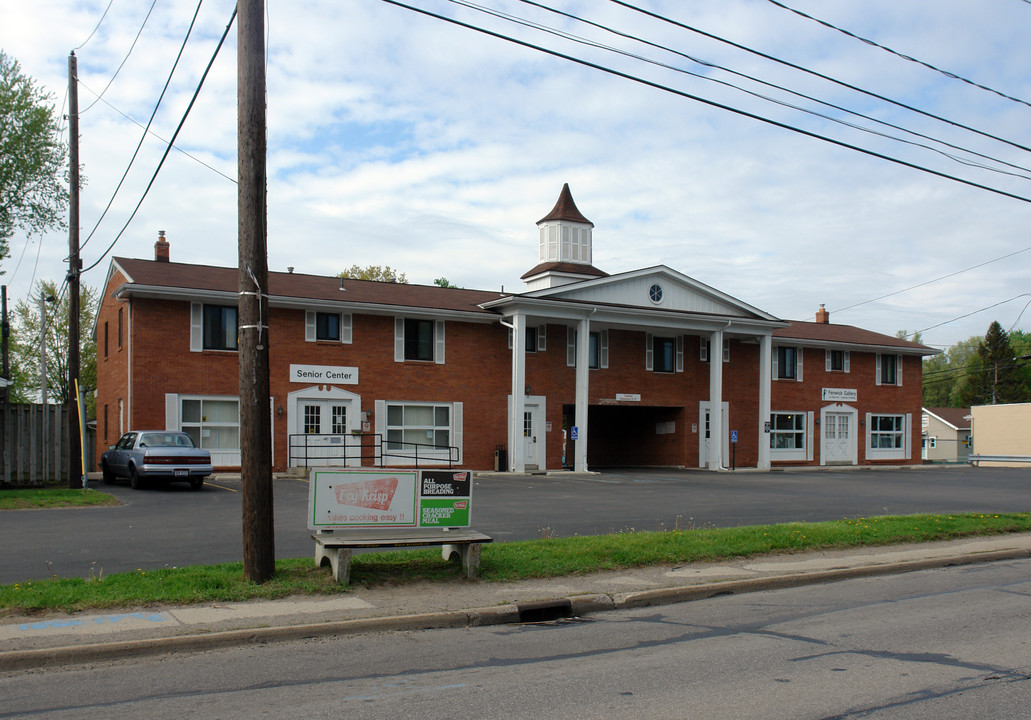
[0,488,121,510]
[1,512,1028,614]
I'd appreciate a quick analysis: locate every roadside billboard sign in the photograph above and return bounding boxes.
[309,468,473,530]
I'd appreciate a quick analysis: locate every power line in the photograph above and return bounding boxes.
[73,0,116,51]
[80,0,159,114]
[607,0,1031,155]
[82,5,237,275]
[511,0,1031,179]
[833,246,1031,315]
[80,0,206,252]
[379,0,1031,205]
[765,0,1031,110]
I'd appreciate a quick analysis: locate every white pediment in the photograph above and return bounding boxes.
[525,266,779,321]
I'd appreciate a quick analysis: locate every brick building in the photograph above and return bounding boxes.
[95,185,935,473]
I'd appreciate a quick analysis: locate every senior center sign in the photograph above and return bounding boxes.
[308,469,474,530]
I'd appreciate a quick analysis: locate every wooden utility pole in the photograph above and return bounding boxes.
[67,51,82,489]
[238,0,275,582]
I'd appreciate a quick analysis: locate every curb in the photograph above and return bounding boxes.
[2,547,1028,672]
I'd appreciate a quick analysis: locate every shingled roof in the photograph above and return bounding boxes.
[775,320,938,355]
[111,257,505,316]
[537,183,593,226]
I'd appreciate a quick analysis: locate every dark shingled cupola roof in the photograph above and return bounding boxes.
[537,183,594,227]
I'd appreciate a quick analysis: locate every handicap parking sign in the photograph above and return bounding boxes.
[570,426,579,440]
[731,430,738,443]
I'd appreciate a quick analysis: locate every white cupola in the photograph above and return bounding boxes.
[522,184,608,290]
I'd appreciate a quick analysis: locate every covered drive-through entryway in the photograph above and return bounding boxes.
[569,405,686,467]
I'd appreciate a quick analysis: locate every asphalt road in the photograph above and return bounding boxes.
[2,465,1030,584]
[5,557,1031,718]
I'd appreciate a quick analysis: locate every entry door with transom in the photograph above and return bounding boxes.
[523,406,540,470]
[299,400,356,466]
[823,412,853,464]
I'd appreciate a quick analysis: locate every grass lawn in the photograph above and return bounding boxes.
[1,512,1028,614]
[0,487,121,511]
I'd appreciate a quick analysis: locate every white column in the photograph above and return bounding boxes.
[510,313,527,472]
[758,333,772,470]
[574,316,591,472]
[708,328,724,470]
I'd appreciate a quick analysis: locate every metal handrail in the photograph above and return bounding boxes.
[287,433,458,469]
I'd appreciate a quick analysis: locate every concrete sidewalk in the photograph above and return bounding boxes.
[3,533,1031,672]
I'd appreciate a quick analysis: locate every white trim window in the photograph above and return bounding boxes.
[699,337,730,363]
[647,334,682,373]
[567,328,607,369]
[191,302,237,352]
[179,396,241,465]
[773,346,803,381]
[305,311,352,343]
[866,413,911,460]
[508,325,545,353]
[376,401,463,464]
[825,349,850,373]
[876,353,902,386]
[395,318,445,364]
[769,411,810,461]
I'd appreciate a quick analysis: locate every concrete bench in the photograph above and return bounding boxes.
[313,528,493,584]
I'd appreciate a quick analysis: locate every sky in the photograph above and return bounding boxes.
[2,0,1030,352]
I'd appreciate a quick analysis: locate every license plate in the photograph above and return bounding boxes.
[174,469,188,478]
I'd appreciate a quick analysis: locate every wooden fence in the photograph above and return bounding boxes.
[0,403,77,486]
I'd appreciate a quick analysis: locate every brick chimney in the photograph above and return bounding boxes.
[155,230,170,262]
[815,304,829,324]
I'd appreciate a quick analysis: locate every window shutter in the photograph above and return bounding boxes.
[796,347,803,382]
[538,325,547,351]
[375,400,386,437]
[825,350,832,372]
[723,339,730,363]
[897,355,903,386]
[700,336,708,362]
[844,351,850,373]
[646,333,654,371]
[864,413,872,459]
[165,394,179,431]
[600,330,609,369]
[190,303,203,351]
[676,335,684,373]
[452,402,463,464]
[507,327,513,350]
[904,412,912,459]
[772,347,778,379]
[567,327,576,367]
[875,354,882,386]
[435,320,446,364]
[305,311,316,342]
[394,318,405,362]
[806,411,814,462]
[340,314,352,344]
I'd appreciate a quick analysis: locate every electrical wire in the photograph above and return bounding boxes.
[82,5,238,275]
[379,0,1031,205]
[765,0,1031,110]
[74,0,116,51]
[607,0,1031,155]
[512,0,1031,179]
[832,246,1031,315]
[79,0,206,252]
[80,0,159,114]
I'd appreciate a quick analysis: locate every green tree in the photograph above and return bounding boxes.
[0,51,68,269]
[960,321,1027,406]
[922,337,979,407]
[338,265,408,283]
[9,280,97,414]
[433,277,459,288]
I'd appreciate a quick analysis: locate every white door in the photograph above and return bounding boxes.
[823,412,853,464]
[297,399,357,467]
[699,402,730,468]
[523,406,540,470]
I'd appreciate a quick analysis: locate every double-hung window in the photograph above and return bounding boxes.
[647,334,683,373]
[769,412,806,454]
[774,346,802,381]
[394,318,445,363]
[180,397,240,452]
[566,328,608,369]
[826,349,849,372]
[877,353,901,386]
[305,311,352,343]
[866,413,911,460]
[190,304,237,352]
